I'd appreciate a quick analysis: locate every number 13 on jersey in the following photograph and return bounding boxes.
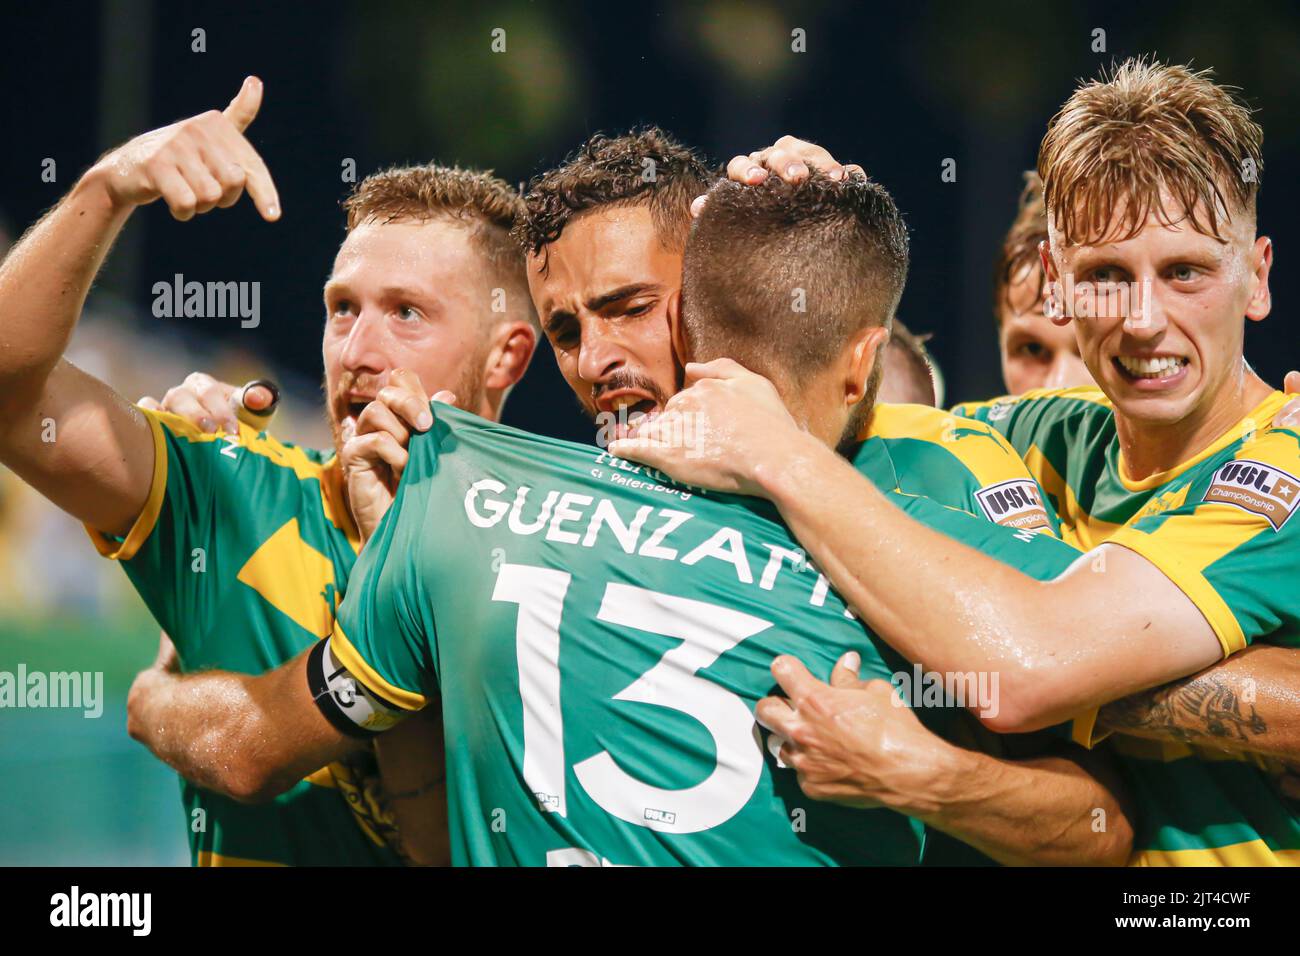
[492,562,773,835]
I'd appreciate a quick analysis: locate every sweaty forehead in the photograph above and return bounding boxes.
[331,218,484,290]
[529,204,681,310]
[1049,189,1254,258]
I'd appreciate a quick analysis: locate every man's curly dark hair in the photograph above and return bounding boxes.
[513,128,718,261]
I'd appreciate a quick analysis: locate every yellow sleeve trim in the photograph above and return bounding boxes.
[1069,707,1114,749]
[330,622,428,711]
[195,851,286,867]
[1106,529,1247,658]
[83,408,168,562]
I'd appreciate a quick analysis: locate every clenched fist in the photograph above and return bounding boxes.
[84,76,280,222]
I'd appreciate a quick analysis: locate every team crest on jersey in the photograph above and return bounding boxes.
[1202,459,1300,531]
[974,479,1052,532]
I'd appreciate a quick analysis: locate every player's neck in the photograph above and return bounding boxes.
[1115,366,1272,482]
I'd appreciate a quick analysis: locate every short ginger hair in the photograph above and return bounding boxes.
[343,164,534,327]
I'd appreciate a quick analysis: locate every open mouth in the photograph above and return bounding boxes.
[339,395,375,428]
[595,391,660,439]
[1113,354,1189,384]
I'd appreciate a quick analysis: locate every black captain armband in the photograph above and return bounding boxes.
[308,638,409,737]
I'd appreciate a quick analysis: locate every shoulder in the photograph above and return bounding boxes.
[956,385,1111,419]
[867,404,1057,533]
[867,403,1025,479]
[1195,429,1300,534]
[147,406,329,479]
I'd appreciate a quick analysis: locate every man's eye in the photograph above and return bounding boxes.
[548,322,579,347]
[624,302,653,318]
[398,305,421,322]
[1170,264,1198,282]
[332,301,355,319]
[1090,267,1121,284]
[1016,341,1048,360]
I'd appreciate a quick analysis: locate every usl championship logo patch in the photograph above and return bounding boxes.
[975,479,1052,532]
[1203,459,1300,531]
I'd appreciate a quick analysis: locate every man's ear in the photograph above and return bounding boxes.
[484,321,538,392]
[1245,236,1273,323]
[846,324,890,406]
[668,288,689,377]
[1038,238,1072,328]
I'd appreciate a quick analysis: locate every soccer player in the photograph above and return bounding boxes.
[519,130,1049,521]
[615,59,1300,865]
[994,172,1092,394]
[0,78,537,865]
[114,168,1142,866]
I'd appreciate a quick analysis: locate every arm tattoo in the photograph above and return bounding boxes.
[1101,672,1267,745]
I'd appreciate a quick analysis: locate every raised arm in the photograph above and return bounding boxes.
[0,77,278,536]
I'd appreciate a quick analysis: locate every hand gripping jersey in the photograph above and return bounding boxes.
[327,404,1081,866]
[952,386,1300,865]
[86,409,403,867]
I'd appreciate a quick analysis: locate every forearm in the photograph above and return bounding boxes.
[373,706,450,865]
[761,438,1071,721]
[0,172,129,403]
[1100,644,1300,761]
[761,435,1215,730]
[0,173,158,534]
[127,657,359,802]
[916,743,1133,867]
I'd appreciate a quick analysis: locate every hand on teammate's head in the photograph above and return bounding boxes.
[692,135,866,218]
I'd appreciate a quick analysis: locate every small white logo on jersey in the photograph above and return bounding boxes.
[219,434,241,459]
[1203,459,1300,531]
[974,479,1051,531]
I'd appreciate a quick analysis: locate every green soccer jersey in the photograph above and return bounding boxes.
[86,408,403,867]
[952,386,1300,865]
[856,403,1058,536]
[330,404,1082,866]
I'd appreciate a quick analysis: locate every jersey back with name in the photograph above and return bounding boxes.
[332,406,1081,866]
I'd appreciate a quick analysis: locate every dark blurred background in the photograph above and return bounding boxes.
[0,0,1296,863]
[2,0,1296,436]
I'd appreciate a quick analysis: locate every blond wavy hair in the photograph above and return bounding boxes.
[1038,58,1263,246]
